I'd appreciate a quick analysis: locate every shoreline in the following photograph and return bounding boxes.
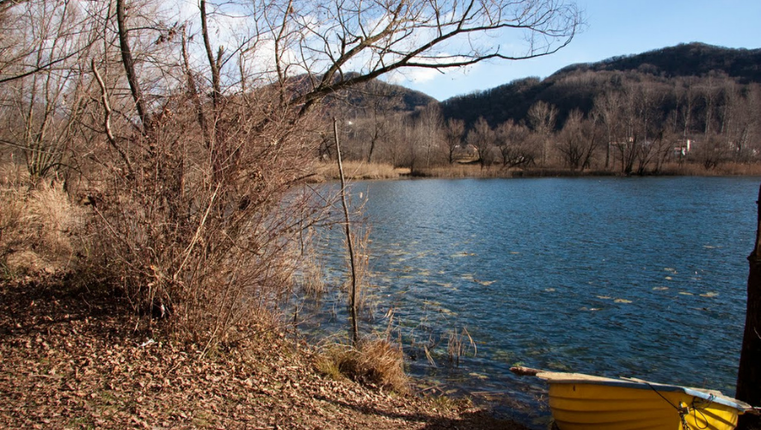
[309,161,761,182]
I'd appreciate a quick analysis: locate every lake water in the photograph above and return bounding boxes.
[296,176,760,426]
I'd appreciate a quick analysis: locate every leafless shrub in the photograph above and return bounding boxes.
[84,91,328,348]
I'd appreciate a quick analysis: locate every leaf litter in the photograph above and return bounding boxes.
[0,275,527,429]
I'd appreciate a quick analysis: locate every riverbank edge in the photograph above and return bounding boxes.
[309,160,761,182]
[0,273,529,429]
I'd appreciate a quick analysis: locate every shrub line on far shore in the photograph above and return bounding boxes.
[309,161,761,182]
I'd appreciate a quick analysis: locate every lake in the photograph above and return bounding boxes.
[296,176,760,426]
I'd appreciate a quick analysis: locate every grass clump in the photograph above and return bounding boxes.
[316,337,409,394]
[447,327,477,367]
[0,166,83,276]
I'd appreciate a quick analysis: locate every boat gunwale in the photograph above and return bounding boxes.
[536,372,751,412]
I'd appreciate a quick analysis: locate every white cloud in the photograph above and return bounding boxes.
[385,67,440,84]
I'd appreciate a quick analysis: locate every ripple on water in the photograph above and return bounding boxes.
[297,177,758,427]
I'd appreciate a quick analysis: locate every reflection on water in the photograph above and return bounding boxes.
[295,176,759,427]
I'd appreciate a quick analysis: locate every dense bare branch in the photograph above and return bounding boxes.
[284,0,581,112]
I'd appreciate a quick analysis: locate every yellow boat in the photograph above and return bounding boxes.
[511,367,755,430]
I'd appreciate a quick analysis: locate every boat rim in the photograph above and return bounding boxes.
[535,371,752,412]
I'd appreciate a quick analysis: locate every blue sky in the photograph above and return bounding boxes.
[394,0,761,101]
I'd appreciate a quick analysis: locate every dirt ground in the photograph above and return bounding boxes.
[0,276,531,429]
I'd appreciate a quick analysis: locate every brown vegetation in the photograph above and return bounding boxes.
[0,275,528,429]
[311,161,403,181]
[0,166,83,276]
[316,339,410,394]
[336,74,761,176]
[311,159,761,181]
[0,0,584,427]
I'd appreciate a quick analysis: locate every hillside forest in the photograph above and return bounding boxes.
[334,43,761,176]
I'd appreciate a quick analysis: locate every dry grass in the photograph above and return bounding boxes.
[418,165,615,178]
[447,327,477,367]
[312,161,401,181]
[297,235,327,296]
[316,160,761,180]
[316,337,409,394]
[0,164,83,275]
[413,164,506,178]
[659,161,761,176]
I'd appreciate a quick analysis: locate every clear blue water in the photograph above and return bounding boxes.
[296,176,759,426]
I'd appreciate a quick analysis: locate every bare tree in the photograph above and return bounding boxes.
[596,82,657,175]
[742,84,761,162]
[593,92,620,169]
[557,110,600,171]
[0,0,583,345]
[381,116,409,167]
[340,80,404,163]
[495,120,534,168]
[692,132,731,170]
[444,118,465,164]
[0,0,95,180]
[699,73,724,136]
[0,0,93,86]
[674,76,700,140]
[632,82,667,174]
[284,0,581,113]
[718,79,757,163]
[115,0,155,135]
[527,100,558,166]
[466,117,495,169]
[415,103,445,168]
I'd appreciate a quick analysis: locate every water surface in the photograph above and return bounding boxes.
[297,176,759,425]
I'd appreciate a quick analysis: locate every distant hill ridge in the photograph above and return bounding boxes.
[313,72,437,114]
[439,42,761,128]
[552,42,761,82]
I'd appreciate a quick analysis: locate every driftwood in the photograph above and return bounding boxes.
[509,366,543,376]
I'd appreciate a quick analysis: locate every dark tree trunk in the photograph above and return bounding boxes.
[116,0,151,135]
[737,184,761,429]
[199,0,221,110]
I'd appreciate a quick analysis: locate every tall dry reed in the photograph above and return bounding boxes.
[312,161,401,181]
[0,164,83,275]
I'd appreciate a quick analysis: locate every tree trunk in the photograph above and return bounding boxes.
[116,0,151,135]
[334,118,359,347]
[199,0,221,110]
[737,184,761,429]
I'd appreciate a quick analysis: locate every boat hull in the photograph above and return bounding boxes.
[547,381,740,430]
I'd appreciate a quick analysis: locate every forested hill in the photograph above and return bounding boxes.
[440,43,761,129]
[555,42,761,82]
[321,74,438,114]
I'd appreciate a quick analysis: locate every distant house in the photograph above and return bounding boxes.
[674,138,693,158]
